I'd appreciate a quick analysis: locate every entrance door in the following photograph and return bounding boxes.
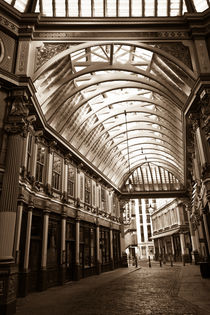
[66,241,75,281]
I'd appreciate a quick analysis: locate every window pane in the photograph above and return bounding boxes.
[106,0,116,16]
[93,0,104,16]
[14,0,28,12]
[170,0,180,16]
[157,0,167,16]
[42,0,53,16]
[81,0,91,16]
[131,0,142,16]
[193,0,208,12]
[145,0,155,16]
[55,0,66,16]
[68,0,79,16]
[35,0,40,12]
[119,0,129,17]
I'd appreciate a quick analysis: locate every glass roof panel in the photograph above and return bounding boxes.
[157,0,168,16]
[14,0,27,12]
[107,0,117,16]
[67,0,79,16]
[145,0,155,17]
[93,0,104,17]
[55,0,66,17]
[81,0,92,17]
[193,0,209,12]
[131,0,142,16]
[42,0,53,16]
[119,0,130,17]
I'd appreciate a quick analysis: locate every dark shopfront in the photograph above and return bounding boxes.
[79,222,97,278]
[65,220,76,281]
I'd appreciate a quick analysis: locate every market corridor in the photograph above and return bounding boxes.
[16,262,210,315]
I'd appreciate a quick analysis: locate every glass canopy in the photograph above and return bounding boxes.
[32,42,196,189]
[3,0,210,16]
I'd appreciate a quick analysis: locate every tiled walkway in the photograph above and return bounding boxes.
[16,261,210,315]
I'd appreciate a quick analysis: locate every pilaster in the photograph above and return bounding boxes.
[39,207,50,291]
[0,88,31,315]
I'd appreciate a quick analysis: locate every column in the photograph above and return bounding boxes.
[187,209,198,263]
[119,201,128,267]
[39,209,50,291]
[59,213,67,284]
[0,89,30,315]
[158,238,161,256]
[62,158,68,202]
[110,226,114,270]
[18,203,33,297]
[13,201,24,264]
[202,209,210,256]
[194,40,210,74]
[170,236,175,258]
[96,220,101,274]
[75,215,80,280]
[180,233,186,265]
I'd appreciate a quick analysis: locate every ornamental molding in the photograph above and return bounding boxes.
[0,15,18,35]
[4,89,34,136]
[35,43,71,72]
[33,31,189,40]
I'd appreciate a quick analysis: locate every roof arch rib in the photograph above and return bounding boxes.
[32,41,193,189]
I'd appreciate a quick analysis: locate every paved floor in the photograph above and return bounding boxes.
[16,261,210,315]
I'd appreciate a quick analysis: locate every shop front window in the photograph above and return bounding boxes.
[47,219,60,267]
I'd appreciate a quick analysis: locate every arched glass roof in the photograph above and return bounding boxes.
[32,42,196,189]
[3,0,210,16]
[122,163,184,192]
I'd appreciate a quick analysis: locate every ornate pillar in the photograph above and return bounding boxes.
[0,89,31,315]
[75,213,80,281]
[39,208,50,291]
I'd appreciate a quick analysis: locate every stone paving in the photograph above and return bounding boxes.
[16,262,210,315]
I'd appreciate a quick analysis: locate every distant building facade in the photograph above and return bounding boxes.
[124,199,154,262]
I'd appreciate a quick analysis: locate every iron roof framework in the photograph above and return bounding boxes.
[32,42,197,191]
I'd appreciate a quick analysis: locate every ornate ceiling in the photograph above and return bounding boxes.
[3,0,210,16]
[32,42,197,190]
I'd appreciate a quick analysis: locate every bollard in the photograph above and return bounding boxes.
[149,256,151,268]
[159,259,162,267]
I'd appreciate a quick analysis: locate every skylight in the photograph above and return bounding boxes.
[4,0,210,16]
